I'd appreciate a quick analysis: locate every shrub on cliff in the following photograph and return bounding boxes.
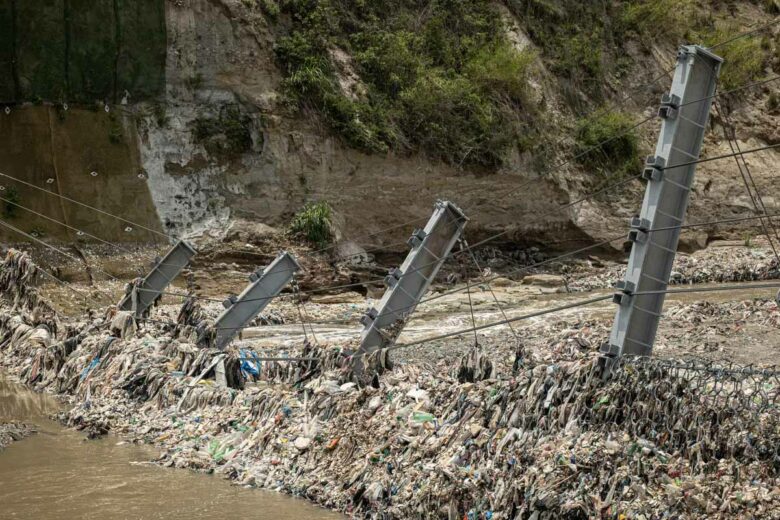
[575,111,640,178]
[701,25,768,91]
[289,201,333,247]
[274,0,538,169]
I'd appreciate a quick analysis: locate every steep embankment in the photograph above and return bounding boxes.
[0,0,779,253]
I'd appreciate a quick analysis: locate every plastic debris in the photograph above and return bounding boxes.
[0,249,779,519]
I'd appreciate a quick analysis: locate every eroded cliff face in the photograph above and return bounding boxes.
[134,0,574,251]
[0,0,778,254]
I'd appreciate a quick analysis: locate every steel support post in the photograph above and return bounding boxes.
[603,45,722,361]
[213,251,301,349]
[118,240,197,318]
[353,200,468,370]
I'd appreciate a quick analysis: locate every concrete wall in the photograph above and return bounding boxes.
[0,106,163,243]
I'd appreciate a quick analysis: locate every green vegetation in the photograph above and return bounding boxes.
[702,26,767,91]
[621,0,696,41]
[553,30,603,84]
[289,201,333,247]
[274,0,539,168]
[3,187,20,219]
[503,1,614,97]
[192,106,254,157]
[768,92,780,111]
[504,0,705,101]
[260,0,281,18]
[575,111,640,177]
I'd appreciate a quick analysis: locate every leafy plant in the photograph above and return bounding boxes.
[553,30,603,85]
[274,0,537,168]
[702,26,767,91]
[464,42,536,103]
[621,0,695,41]
[260,0,280,18]
[503,1,611,95]
[575,111,640,177]
[289,201,333,247]
[400,70,512,167]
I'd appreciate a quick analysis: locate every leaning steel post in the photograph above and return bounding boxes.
[353,200,468,375]
[603,45,722,362]
[213,251,300,349]
[118,240,197,318]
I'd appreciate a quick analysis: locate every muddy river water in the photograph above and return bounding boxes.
[0,374,343,519]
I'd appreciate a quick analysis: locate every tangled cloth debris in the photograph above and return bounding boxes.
[0,249,58,334]
[0,250,779,519]
[569,245,780,292]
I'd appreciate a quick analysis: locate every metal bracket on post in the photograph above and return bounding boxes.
[353,200,468,375]
[601,45,722,372]
[118,240,197,318]
[213,251,301,350]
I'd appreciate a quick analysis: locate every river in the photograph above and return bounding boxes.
[0,374,344,519]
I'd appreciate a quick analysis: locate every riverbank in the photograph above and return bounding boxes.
[1,247,779,518]
[0,422,36,450]
[0,372,344,519]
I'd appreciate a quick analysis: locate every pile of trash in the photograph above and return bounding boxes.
[0,249,58,334]
[471,246,547,271]
[1,249,779,519]
[0,422,36,450]
[568,243,780,292]
[94,355,780,519]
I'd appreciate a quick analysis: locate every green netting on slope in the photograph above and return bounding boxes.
[0,3,16,101]
[16,0,67,102]
[0,0,165,104]
[68,0,116,103]
[116,0,166,102]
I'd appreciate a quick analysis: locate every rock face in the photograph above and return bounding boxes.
[135,0,570,242]
[0,0,779,253]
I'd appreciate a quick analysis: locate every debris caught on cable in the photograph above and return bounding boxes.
[1,249,779,519]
